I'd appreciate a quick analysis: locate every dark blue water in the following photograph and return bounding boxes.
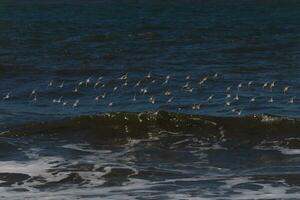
[0,1,300,199]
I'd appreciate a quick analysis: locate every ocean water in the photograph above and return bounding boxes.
[0,0,300,199]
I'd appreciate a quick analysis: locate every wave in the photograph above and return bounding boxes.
[2,111,300,147]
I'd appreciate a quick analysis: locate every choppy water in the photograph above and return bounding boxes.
[0,0,300,199]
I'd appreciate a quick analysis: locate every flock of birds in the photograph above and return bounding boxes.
[1,72,297,116]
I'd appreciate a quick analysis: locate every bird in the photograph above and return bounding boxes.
[119,73,128,80]
[85,77,92,86]
[94,81,101,88]
[262,82,268,89]
[185,88,193,93]
[162,75,170,85]
[123,81,128,86]
[73,87,78,93]
[132,94,136,102]
[164,90,172,96]
[167,97,173,103]
[234,94,239,101]
[101,93,106,99]
[250,97,256,103]
[78,81,84,86]
[225,94,231,99]
[145,72,151,79]
[192,104,201,110]
[268,97,274,103]
[31,94,37,102]
[198,76,208,85]
[48,80,53,87]
[95,96,100,101]
[207,95,214,102]
[213,73,218,79]
[283,86,290,94]
[140,88,148,95]
[135,80,141,87]
[30,90,36,97]
[58,81,64,88]
[270,81,276,90]
[237,83,242,89]
[149,96,156,104]
[225,101,231,106]
[248,81,253,87]
[182,82,191,89]
[73,100,79,107]
[3,92,11,100]
[288,97,295,104]
[53,96,62,104]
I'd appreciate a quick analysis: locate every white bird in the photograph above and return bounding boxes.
[288,97,295,104]
[149,96,155,104]
[73,87,78,93]
[234,94,239,101]
[3,92,11,100]
[58,81,64,88]
[30,90,36,97]
[270,81,276,89]
[108,102,113,107]
[238,83,242,89]
[182,82,190,89]
[73,100,79,107]
[167,97,173,103]
[262,82,268,89]
[140,88,148,95]
[32,94,37,102]
[237,110,242,116]
[198,76,208,85]
[162,75,171,85]
[268,97,274,103]
[48,80,53,87]
[250,97,256,102]
[78,81,84,86]
[53,96,62,104]
[119,73,128,80]
[132,94,136,102]
[113,86,118,92]
[192,104,201,110]
[283,86,290,94]
[164,90,172,96]
[207,95,214,102]
[186,88,193,93]
[145,72,151,79]
[85,77,92,86]
[248,81,253,87]
[135,80,141,87]
[95,96,100,101]
[94,81,101,88]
